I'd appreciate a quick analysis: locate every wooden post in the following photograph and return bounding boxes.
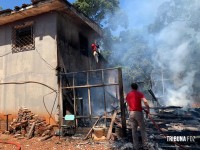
[4,114,11,131]
[87,72,92,118]
[118,68,126,137]
[88,88,92,117]
[102,70,107,124]
[72,74,77,128]
[58,74,63,129]
[81,99,83,116]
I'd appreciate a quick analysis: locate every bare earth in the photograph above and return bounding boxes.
[0,134,112,150]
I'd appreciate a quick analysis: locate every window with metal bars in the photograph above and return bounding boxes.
[12,22,35,53]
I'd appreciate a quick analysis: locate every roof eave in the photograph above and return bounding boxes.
[0,0,103,37]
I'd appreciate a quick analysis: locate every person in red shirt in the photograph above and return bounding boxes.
[126,83,150,150]
[91,40,99,63]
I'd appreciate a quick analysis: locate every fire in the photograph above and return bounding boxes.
[191,102,200,108]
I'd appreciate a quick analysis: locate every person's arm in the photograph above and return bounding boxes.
[142,98,150,114]
[125,93,129,111]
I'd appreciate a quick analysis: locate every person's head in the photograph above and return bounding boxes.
[131,83,138,90]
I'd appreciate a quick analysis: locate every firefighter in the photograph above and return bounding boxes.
[126,83,150,150]
[91,40,100,63]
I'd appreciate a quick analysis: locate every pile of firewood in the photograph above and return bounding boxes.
[9,107,55,140]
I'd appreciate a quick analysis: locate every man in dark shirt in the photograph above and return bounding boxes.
[126,83,150,150]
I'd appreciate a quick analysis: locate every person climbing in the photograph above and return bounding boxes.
[91,40,100,63]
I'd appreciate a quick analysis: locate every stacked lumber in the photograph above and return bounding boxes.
[9,107,55,139]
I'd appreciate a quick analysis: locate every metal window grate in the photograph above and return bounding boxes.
[12,22,35,53]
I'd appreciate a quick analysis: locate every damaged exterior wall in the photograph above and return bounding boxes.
[56,12,105,124]
[57,13,103,72]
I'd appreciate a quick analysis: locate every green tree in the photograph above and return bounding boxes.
[0,6,2,10]
[73,0,120,25]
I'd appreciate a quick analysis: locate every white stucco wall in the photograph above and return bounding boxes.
[0,12,58,122]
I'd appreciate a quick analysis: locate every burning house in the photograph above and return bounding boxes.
[0,0,107,131]
[0,0,198,149]
[0,0,127,141]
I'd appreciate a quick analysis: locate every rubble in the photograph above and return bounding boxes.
[108,107,200,150]
[146,107,200,150]
[7,107,56,140]
[1,106,199,149]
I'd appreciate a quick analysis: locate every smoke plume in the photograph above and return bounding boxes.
[105,0,200,107]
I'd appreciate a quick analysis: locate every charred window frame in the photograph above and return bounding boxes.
[12,22,35,53]
[79,33,88,56]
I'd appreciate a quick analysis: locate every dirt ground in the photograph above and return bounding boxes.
[0,134,112,150]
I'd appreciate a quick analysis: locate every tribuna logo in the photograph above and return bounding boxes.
[167,136,195,142]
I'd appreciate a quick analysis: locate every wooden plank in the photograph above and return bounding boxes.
[75,115,112,119]
[62,83,119,89]
[39,135,53,141]
[27,122,36,139]
[106,110,118,140]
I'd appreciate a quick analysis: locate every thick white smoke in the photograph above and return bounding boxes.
[107,0,200,107]
[153,1,200,106]
[155,22,195,106]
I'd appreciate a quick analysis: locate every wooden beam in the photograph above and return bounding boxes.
[106,110,118,140]
[62,83,119,89]
[118,68,126,137]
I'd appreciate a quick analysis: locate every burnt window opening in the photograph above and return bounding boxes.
[12,22,35,53]
[79,33,88,56]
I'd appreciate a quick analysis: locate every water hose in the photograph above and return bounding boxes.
[0,140,21,150]
[143,109,188,150]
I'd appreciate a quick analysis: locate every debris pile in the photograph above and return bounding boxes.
[8,107,55,140]
[109,107,200,150]
[147,107,200,150]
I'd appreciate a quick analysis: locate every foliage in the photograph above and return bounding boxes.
[73,0,120,25]
[149,0,200,33]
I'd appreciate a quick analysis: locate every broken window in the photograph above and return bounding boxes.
[12,22,35,53]
[79,33,88,56]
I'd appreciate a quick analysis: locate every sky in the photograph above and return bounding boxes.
[0,0,121,9]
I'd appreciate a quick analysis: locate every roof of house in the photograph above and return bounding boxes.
[0,0,103,36]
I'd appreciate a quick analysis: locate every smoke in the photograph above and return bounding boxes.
[152,0,200,106]
[105,0,200,107]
